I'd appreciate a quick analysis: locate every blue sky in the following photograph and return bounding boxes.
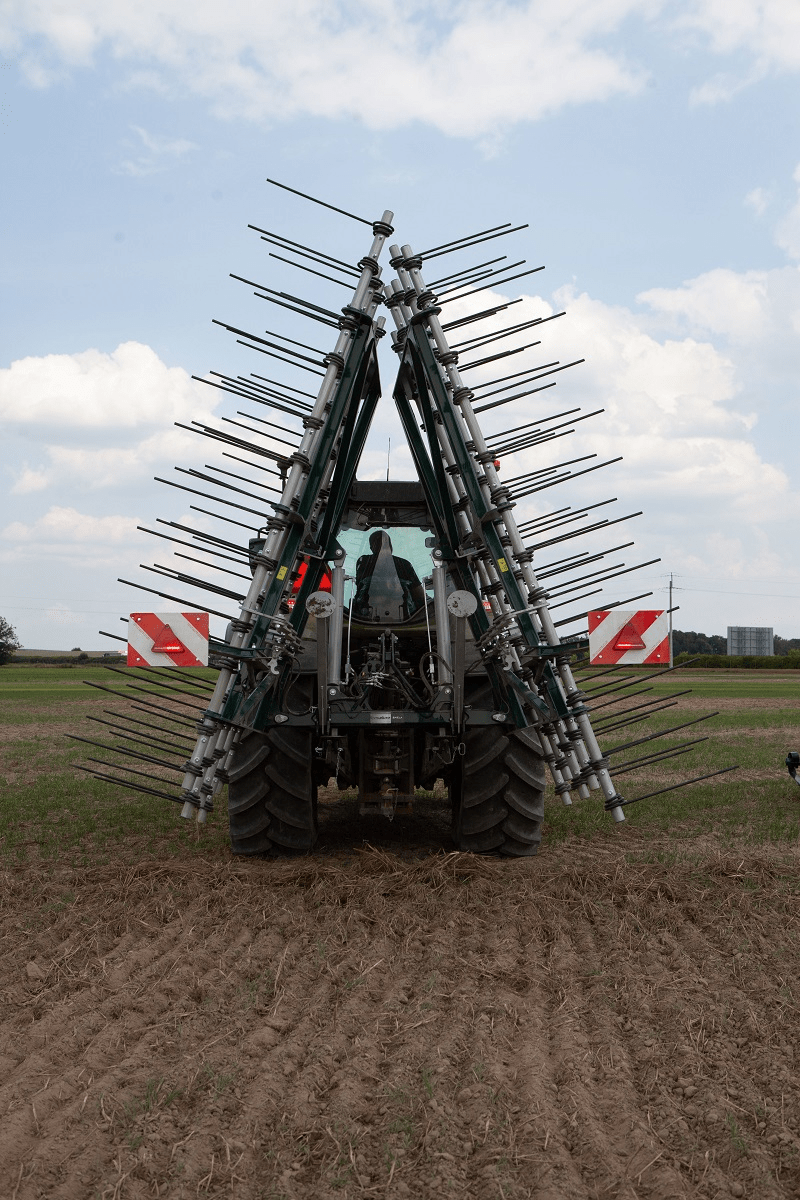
[2,1,800,648]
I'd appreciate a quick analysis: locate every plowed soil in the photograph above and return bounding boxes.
[2,827,800,1200]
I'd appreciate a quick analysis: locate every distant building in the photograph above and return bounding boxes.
[727,626,773,656]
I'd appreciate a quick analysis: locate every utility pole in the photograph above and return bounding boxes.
[669,573,674,668]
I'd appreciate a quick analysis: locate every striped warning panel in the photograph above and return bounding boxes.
[588,609,669,666]
[127,612,209,667]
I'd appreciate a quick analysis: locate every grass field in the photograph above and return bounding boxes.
[1,663,798,863]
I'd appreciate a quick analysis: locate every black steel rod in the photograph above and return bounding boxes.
[99,630,127,644]
[81,681,196,727]
[222,452,282,480]
[112,661,214,700]
[441,298,522,332]
[140,526,248,567]
[621,766,739,807]
[237,338,326,376]
[474,362,584,412]
[118,578,234,622]
[547,558,661,601]
[156,519,249,556]
[512,451,594,491]
[437,260,526,297]
[248,223,360,274]
[211,319,325,364]
[233,413,299,448]
[515,458,625,500]
[605,712,719,757]
[591,690,692,725]
[204,464,281,495]
[430,255,507,289]
[268,251,354,289]
[610,744,701,777]
[420,222,513,258]
[495,408,604,456]
[581,656,701,698]
[86,717,192,758]
[459,339,542,373]
[251,373,316,401]
[253,291,340,328]
[539,541,635,578]
[454,311,565,353]
[155,475,272,519]
[552,591,654,628]
[143,563,245,603]
[439,264,544,303]
[421,223,529,262]
[77,764,182,803]
[67,734,184,771]
[189,505,259,532]
[102,708,196,743]
[266,178,373,225]
[593,700,681,735]
[194,376,309,420]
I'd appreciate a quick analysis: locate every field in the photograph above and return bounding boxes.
[1,664,799,1199]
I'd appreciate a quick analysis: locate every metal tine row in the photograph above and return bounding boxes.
[250,225,360,277]
[552,589,655,630]
[453,311,565,354]
[73,658,217,801]
[429,255,508,289]
[160,202,398,822]
[385,247,620,813]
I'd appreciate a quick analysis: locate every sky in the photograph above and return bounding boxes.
[2,0,800,650]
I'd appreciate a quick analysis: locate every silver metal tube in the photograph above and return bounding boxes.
[328,551,346,685]
[431,556,452,683]
[179,212,394,816]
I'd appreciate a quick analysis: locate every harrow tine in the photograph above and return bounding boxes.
[616,766,739,808]
[267,251,357,288]
[68,734,186,771]
[248,224,361,274]
[117,577,234,621]
[77,764,183,803]
[610,741,706,776]
[266,177,373,226]
[101,709,196,742]
[437,260,526,296]
[441,298,522,332]
[141,564,245,604]
[86,717,193,757]
[552,590,654,628]
[604,712,719,757]
[420,222,528,261]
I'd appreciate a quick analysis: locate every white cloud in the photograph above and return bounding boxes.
[3,0,652,137]
[0,342,206,429]
[681,0,800,71]
[638,267,772,340]
[775,163,800,261]
[1,506,140,544]
[440,270,800,600]
[6,1,800,136]
[114,123,196,176]
[744,186,771,217]
[682,0,800,103]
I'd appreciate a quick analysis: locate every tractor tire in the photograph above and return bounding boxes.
[453,705,546,857]
[226,725,317,856]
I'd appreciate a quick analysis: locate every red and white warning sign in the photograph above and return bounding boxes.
[588,609,669,666]
[127,612,209,667]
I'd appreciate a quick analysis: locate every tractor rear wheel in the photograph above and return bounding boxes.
[452,715,546,857]
[226,725,317,855]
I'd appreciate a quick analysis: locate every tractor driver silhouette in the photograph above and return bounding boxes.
[354,531,425,622]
